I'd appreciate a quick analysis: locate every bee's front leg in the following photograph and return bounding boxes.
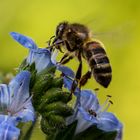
[47,36,55,47]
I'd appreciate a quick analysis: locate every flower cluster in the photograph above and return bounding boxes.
[0,71,35,139]
[10,32,74,136]
[0,32,123,140]
[64,76,122,140]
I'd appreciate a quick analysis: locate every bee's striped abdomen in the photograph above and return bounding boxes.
[84,41,112,88]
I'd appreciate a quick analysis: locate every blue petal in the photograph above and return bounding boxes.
[72,107,97,134]
[57,65,75,78]
[0,115,8,124]
[0,84,11,112]
[97,112,123,132]
[10,32,37,49]
[0,123,20,140]
[15,102,35,122]
[0,115,18,126]
[63,76,73,91]
[115,128,123,140]
[0,71,35,123]
[8,71,35,122]
[9,71,30,99]
[63,76,80,96]
[10,31,55,73]
[27,48,54,73]
[51,49,58,64]
[8,71,33,114]
[80,90,100,111]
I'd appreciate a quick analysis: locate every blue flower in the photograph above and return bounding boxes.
[10,32,75,78]
[63,75,80,96]
[64,76,123,140]
[0,123,20,140]
[0,71,35,140]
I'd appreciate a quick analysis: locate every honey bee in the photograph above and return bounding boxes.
[50,22,112,90]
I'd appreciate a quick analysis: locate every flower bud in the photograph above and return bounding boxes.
[38,88,71,111]
[42,101,73,117]
[51,77,63,88]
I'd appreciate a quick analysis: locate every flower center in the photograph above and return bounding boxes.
[88,109,97,117]
[88,95,113,118]
[97,95,113,114]
[7,95,32,116]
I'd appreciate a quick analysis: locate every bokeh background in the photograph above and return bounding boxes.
[0,0,139,139]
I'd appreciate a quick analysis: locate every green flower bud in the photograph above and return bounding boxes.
[38,88,71,111]
[31,74,53,94]
[42,101,73,117]
[37,66,56,76]
[51,77,63,88]
[19,58,28,71]
[45,114,66,128]
[41,117,56,135]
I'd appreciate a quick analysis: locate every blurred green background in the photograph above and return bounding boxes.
[0,0,139,139]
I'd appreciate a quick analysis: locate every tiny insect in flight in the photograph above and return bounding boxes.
[49,21,112,90]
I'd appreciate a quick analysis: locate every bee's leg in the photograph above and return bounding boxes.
[79,71,92,87]
[76,51,82,81]
[59,51,74,65]
[59,53,69,63]
[65,41,76,52]
[71,52,82,94]
[60,55,74,64]
[56,45,64,53]
[47,36,55,46]
[49,38,64,51]
[46,36,55,52]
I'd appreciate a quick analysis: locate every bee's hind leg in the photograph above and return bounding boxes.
[79,71,92,87]
[71,52,82,94]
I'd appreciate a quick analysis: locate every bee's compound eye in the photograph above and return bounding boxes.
[56,24,64,36]
[56,22,68,37]
[59,24,64,31]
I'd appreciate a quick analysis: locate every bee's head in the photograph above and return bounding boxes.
[55,22,68,39]
[50,22,68,52]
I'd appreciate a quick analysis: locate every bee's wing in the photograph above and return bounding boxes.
[10,32,38,49]
[90,21,135,48]
[76,14,135,48]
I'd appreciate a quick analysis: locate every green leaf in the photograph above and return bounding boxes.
[74,125,117,140]
[48,120,78,140]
